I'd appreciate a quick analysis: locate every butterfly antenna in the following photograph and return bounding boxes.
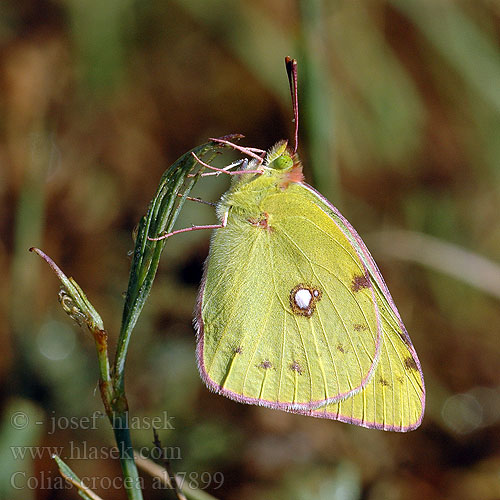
[285,56,299,154]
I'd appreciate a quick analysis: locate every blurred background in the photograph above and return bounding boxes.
[2,0,500,498]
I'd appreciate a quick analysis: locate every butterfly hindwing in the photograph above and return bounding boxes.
[306,298,424,431]
[296,185,425,431]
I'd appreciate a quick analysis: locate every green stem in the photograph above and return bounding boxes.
[112,412,143,500]
[32,247,143,499]
[94,329,111,384]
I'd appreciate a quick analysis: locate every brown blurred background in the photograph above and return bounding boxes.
[2,0,500,499]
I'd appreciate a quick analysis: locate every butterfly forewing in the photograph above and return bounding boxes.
[196,182,382,411]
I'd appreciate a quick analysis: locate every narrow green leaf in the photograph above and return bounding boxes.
[53,455,103,500]
[114,140,225,385]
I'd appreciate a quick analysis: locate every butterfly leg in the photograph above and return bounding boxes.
[189,155,247,177]
[176,194,216,207]
[148,212,228,241]
[191,154,262,177]
[193,157,247,177]
[209,137,266,162]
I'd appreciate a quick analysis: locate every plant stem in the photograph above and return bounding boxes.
[34,140,225,500]
[31,247,143,500]
[112,413,143,500]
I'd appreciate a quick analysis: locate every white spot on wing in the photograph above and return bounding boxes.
[294,288,312,310]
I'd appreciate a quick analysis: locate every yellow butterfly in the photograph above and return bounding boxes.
[160,58,424,431]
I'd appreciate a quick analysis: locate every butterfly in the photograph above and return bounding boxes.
[161,58,424,431]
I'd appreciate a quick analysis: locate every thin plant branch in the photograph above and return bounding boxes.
[153,429,187,500]
[134,453,220,500]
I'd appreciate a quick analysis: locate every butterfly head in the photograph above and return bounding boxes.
[265,140,293,169]
[264,140,304,185]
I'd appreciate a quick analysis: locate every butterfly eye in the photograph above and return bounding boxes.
[272,154,293,171]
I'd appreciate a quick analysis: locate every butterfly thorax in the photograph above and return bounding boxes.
[216,140,304,223]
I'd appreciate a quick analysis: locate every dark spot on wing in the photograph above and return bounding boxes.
[396,375,405,384]
[398,331,411,346]
[290,361,303,375]
[353,323,367,331]
[258,360,272,370]
[379,378,389,386]
[404,357,418,371]
[234,346,243,354]
[336,344,345,353]
[351,274,370,292]
[248,212,273,231]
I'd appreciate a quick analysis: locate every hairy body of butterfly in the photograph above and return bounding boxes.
[195,141,425,431]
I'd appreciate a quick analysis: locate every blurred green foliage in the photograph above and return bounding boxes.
[1,1,500,499]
